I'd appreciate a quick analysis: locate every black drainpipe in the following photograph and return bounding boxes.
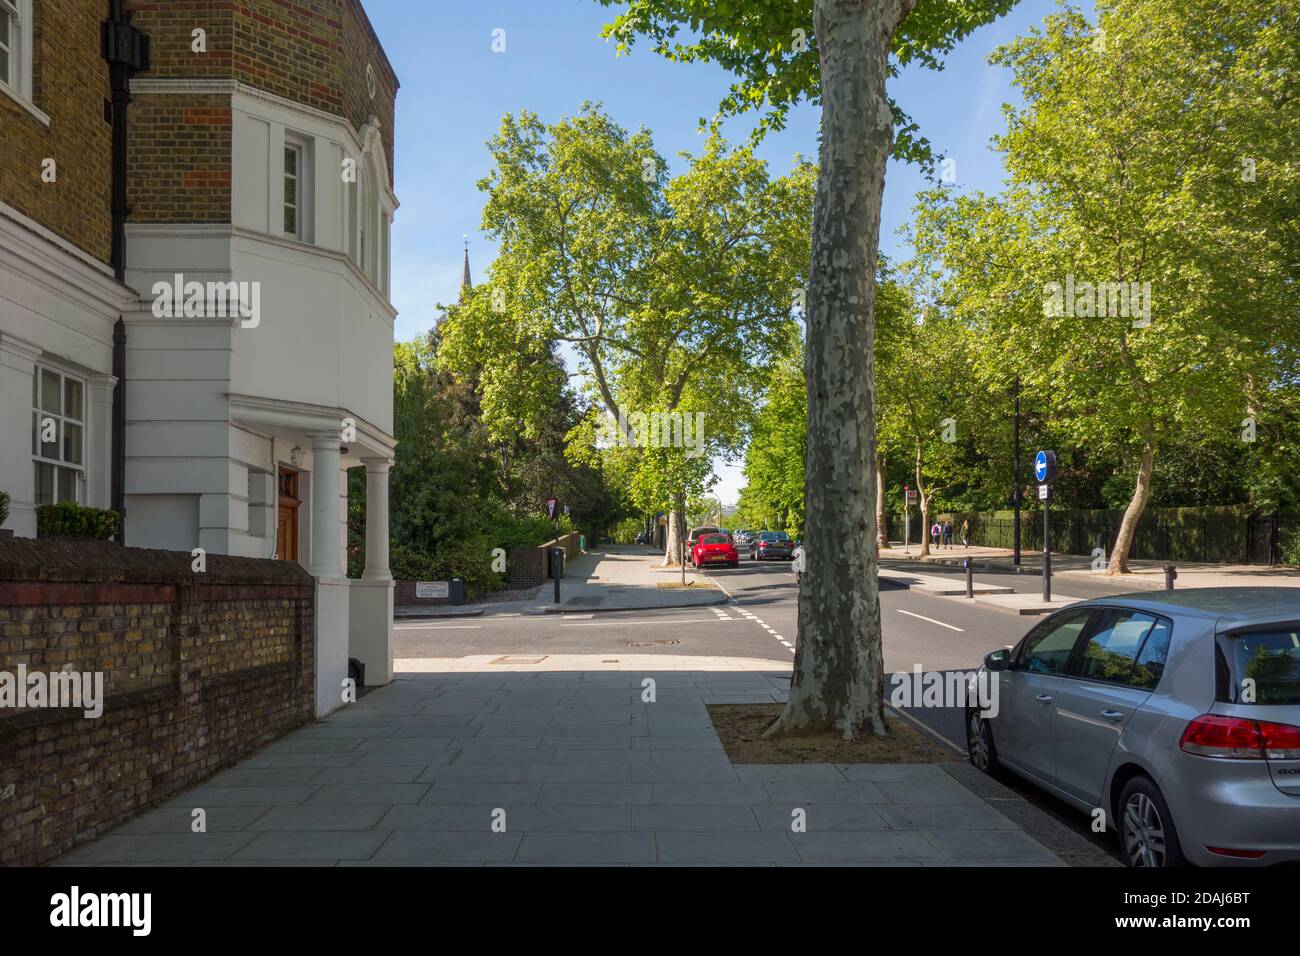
[101,1,149,539]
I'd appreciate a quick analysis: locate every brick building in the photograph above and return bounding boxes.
[0,1,400,714]
[1,0,130,530]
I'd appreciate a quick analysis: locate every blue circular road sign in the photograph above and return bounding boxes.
[1034,450,1056,484]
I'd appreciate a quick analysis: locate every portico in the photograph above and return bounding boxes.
[219,402,397,713]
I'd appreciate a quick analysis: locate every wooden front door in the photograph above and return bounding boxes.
[277,467,300,561]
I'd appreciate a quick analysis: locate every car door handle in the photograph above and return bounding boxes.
[1035,694,1054,705]
[1100,709,1125,722]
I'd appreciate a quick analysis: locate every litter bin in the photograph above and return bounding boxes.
[450,577,465,605]
[579,535,586,551]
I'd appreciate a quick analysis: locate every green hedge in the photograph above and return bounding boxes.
[36,502,120,540]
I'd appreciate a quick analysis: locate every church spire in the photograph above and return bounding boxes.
[460,235,472,298]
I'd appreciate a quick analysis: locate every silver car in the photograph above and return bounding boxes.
[966,588,1300,867]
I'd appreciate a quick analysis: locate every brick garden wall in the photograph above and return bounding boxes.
[507,547,546,591]
[0,538,315,867]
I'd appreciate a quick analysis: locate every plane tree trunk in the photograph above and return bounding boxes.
[1106,431,1156,575]
[915,443,931,557]
[663,502,684,566]
[768,0,915,740]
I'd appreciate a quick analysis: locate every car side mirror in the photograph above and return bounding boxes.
[984,649,1011,672]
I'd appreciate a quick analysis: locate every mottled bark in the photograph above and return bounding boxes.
[915,443,931,558]
[1106,434,1155,575]
[874,450,889,553]
[769,0,914,740]
[662,496,686,567]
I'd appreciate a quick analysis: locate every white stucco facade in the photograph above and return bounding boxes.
[114,80,400,710]
[0,202,132,538]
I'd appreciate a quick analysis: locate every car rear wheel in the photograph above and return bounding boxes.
[967,709,1002,777]
[1119,776,1186,868]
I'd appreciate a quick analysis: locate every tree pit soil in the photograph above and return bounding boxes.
[707,704,959,764]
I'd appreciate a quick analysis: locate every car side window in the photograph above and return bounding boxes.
[1129,618,1172,690]
[1070,610,1158,684]
[1016,610,1092,675]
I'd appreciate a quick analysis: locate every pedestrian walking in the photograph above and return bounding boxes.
[942,521,953,549]
[960,518,970,548]
[930,521,940,548]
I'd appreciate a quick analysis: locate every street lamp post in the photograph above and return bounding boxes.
[1012,377,1022,566]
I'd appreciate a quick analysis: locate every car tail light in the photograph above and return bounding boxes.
[1180,714,1300,759]
[1259,720,1300,759]
[1206,846,1267,859]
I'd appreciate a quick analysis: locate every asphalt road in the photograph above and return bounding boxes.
[394,550,1125,862]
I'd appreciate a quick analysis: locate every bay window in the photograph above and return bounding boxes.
[32,366,85,506]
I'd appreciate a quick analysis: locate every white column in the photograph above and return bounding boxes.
[85,374,116,511]
[351,454,394,688]
[0,333,41,535]
[308,431,344,579]
[361,457,391,580]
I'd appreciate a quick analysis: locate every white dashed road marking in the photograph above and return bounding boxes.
[897,609,965,632]
[731,602,795,655]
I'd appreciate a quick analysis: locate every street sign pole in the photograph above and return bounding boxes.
[1013,378,1022,566]
[1034,450,1056,602]
[546,496,561,604]
[1042,483,1052,602]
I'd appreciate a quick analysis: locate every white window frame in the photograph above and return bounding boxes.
[282,133,320,242]
[0,0,34,104]
[32,364,87,507]
[358,160,386,288]
[283,141,302,238]
[359,167,373,279]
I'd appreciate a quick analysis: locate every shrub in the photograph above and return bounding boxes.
[485,511,567,552]
[36,502,120,540]
[391,538,498,598]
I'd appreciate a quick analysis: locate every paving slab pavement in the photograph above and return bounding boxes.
[878,564,1082,614]
[53,655,1113,867]
[396,548,727,620]
[536,548,726,613]
[882,543,1300,590]
[971,592,1084,614]
[878,566,1015,596]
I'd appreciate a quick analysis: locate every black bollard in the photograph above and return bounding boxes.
[965,558,974,598]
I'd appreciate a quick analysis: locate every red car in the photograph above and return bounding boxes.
[690,532,739,569]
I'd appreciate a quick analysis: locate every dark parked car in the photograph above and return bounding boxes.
[750,531,794,561]
[966,588,1300,867]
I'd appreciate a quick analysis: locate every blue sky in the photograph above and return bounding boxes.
[365,0,1087,505]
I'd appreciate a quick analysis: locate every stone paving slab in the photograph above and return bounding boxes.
[55,664,1075,867]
